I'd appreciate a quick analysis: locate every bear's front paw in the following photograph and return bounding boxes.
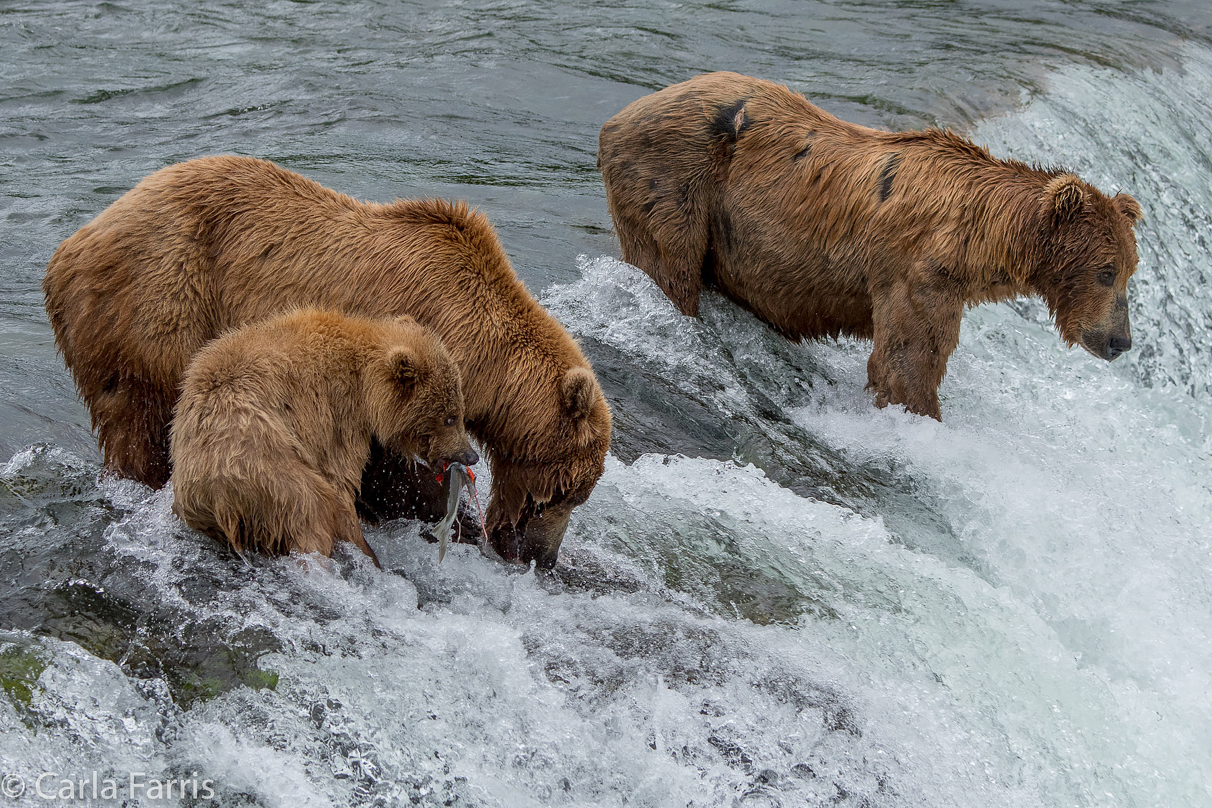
[867,380,941,420]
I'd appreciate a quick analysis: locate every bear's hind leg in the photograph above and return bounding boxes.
[222,474,380,568]
[604,173,711,318]
[176,425,370,564]
[253,467,379,567]
[644,193,712,318]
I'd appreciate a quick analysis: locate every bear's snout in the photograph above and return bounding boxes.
[452,447,479,467]
[1080,293,1131,362]
[1081,328,1132,362]
[1105,334,1132,360]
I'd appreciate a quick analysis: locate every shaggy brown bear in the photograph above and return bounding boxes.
[598,71,1142,419]
[170,309,477,566]
[43,156,611,568]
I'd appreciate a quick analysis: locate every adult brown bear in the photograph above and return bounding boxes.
[43,157,611,568]
[171,309,476,567]
[598,72,1142,419]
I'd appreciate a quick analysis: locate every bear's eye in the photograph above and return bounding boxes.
[444,415,456,427]
[1097,267,1116,287]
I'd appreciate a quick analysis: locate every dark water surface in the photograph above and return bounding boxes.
[3,2,1212,806]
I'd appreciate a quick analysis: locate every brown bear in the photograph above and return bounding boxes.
[598,71,1142,419]
[170,309,477,567]
[43,156,611,568]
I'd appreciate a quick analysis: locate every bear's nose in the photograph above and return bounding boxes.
[455,448,479,467]
[1106,335,1132,359]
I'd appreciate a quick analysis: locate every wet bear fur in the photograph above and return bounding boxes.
[598,71,1143,419]
[170,309,476,566]
[43,156,612,567]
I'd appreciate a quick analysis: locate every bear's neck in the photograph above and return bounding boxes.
[942,168,1055,301]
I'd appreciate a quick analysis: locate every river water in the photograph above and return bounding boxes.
[2,1,1211,806]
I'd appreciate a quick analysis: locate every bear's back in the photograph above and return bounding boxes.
[183,309,371,421]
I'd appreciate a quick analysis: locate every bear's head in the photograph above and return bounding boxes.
[483,365,612,570]
[1036,174,1142,361]
[365,320,478,471]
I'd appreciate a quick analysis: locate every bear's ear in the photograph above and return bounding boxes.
[561,367,600,423]
[388,347,422,397]
[1113,193,1143,225]
[1043,174,1087,222]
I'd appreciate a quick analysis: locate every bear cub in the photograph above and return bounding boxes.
[170,309,477,567]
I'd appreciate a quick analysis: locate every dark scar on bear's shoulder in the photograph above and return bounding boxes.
[711,98,751,142]
[878,152,902,202]
[793,140,813,162]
